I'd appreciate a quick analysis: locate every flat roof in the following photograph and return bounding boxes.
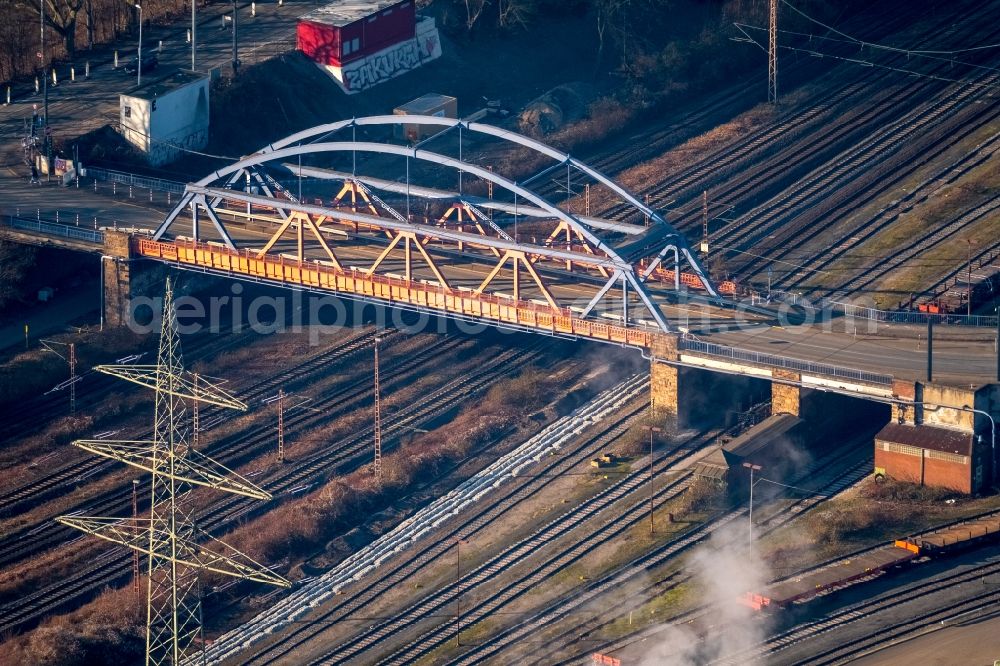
[724,413,803,461]
[124,70,207,100]
[876,422,973,456]
[395,93,456,114]
[300,0,404,27]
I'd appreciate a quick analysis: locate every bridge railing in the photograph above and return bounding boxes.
[86,167,186,195]
[678,338,893,386]
[766,289,998,328]
[2,215,105,244]
[133,237,663,349]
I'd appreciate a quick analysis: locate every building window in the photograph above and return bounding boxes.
[925,450,968,464]
[881,442,923,457]
[123,106,132,118]
[383,8,392,15]
[343,42,351,56]
[352,37,360,52]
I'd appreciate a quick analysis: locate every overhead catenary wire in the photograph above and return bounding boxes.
[779,0,1000,55]
[734,22,1000,76]
[731,26,1000,93]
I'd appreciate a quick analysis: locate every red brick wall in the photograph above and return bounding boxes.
[876,443,973,494]
[876,448,923,484]
[923,457,971,494]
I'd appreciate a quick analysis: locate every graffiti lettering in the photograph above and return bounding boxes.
[341,21,442,92]
[344,40,422,91]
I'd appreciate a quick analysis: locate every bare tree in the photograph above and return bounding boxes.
[0,237,36,311]
[497,0,533,28]
[12,0,90,59]
[463,0,489,31]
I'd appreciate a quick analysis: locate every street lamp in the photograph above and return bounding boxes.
[963,404,996,485]
[454,537,467,647]
[135,3,143,87]
[743,462,762,561]
[643,426,663,534]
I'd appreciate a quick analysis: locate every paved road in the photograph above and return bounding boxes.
[0,0,325,168]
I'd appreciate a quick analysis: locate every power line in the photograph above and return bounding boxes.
[734,22,1000,76]
[779,0,1000,56]
[733,26,1000,92]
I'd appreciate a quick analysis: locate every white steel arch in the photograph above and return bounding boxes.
[152,116,722,333]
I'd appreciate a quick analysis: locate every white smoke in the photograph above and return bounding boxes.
[639,522,770,665]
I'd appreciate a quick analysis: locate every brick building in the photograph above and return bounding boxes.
[874,422,984,494]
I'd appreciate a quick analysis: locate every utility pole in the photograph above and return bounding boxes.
[132,478,140,605]
[455,538,466,647]
[68,343,76,414]
[277,388,285,463]
[768,0,778,104]
[927,317,934,382]
[643,425,662,534]
[743,462,762,562]
[373,337,382,481]
[701,190,709,256]
[967,238,975,317]
[135,3,143,87]
[231,0,240,74]
[191,0,197,71]
[40,0,50,182]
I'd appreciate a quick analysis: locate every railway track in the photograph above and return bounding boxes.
[0,317,263,445]
[773,130,1000,296]
[0,326,379,522]
[832,194,1000,301]
[446,434,873,666]
[519,441,875,666]
[721,559,1000,665]
[308,425,718,665]
[715,58,1000,278]
[0,335,543,635]
[0,328,415,572]
[229,374,654,665]
[714,36,1000,284]
[589,1,985,226]
[576,508,1000,666]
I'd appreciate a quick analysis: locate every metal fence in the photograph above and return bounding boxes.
[766,289,998,328]
[833,302,998,328]
[679,338,894,386]
[87,166,185,194]
[4,216,104,244]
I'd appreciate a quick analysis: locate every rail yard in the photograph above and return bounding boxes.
[0,0,998,665]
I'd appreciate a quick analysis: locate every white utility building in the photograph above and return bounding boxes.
[119,71,210,166]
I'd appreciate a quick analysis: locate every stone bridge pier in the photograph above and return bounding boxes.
[102,231,165,328]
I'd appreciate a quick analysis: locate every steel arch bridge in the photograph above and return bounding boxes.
[145,115,727,341]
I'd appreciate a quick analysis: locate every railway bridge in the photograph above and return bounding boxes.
[5,115,999,448]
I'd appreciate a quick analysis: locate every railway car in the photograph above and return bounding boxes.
[896,513,1000,554]
[749,511,1000,611]
[748,544,916,610]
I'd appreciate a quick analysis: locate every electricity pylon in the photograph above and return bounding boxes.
[57,278,288,666]
[768,0,778,104]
